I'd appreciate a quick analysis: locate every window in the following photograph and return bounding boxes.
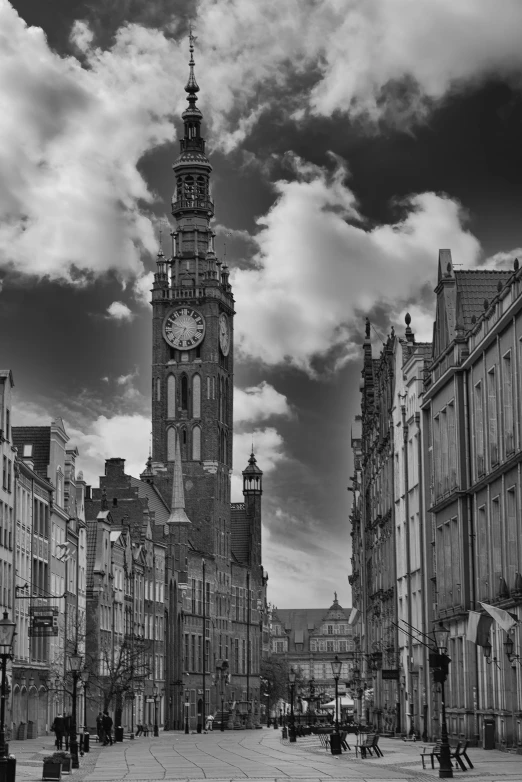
[440,408,448,494]
[433,415,441,495]
[167,375,176,418]
[491,497,502,592]
[181,375,188,411]
[327,641,334,652]
[327,625,333,635]
[23,444,33,458]
[310,639,317,651]
[156,377,161,402]
[167,427,176,460]
[488,368,498,465]
[2,457,6,491]
[192,426,201,461]
[447,403,456,488]
[474,383,484,476]
[506,488,518,590]
[503,352,514,454]
[192,374,201,418]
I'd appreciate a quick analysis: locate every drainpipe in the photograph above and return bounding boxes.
[416,402,429,742]
[202,559,206,733]
[246,571,251,726]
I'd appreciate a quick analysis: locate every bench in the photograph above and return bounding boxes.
[421,741,473,771]
[355,733,382,758]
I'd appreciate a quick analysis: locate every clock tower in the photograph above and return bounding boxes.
[151,32,234,553]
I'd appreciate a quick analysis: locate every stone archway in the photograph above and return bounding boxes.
[11,685,21,739]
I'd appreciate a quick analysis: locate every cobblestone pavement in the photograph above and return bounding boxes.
[6,730,522,782]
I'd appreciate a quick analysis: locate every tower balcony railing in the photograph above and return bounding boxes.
[172,197,214,212]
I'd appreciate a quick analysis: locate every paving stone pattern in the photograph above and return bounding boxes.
[6,731,522,782]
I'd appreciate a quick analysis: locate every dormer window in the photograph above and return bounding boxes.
[23,444,33,458]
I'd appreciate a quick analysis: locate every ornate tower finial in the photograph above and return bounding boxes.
[185,24,200,97]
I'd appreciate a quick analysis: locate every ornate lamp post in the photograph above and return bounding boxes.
[288,669,296,742]
[216,660,228,732]
[153,686,159,737]
[330,655,342,755]
[0,612,16,775]
[432,622,452,779]
[80,671,89,754]
[68,650,82,769]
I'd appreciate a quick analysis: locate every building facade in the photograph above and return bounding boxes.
[423,250,522,747]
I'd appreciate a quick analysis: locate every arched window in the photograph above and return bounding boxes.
[193,374,201,418]
[212,377,215,400]
[167,375,176,418]
[167,427,176,461]
[156,378,161,402]
[181,376,188,411]
[220,377,225,421]
[224,379,229,421]
[192,426,201,461]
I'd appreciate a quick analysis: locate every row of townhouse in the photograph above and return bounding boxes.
[350,249,522,749]
[0,370,88,739]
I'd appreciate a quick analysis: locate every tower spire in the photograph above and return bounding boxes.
[185,24,200,98]
[168,430,191,524]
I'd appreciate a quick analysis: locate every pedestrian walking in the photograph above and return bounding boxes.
[63,712,71,750]
[205,714,214,731]
[102,711,113,746]
[135,723,143,737]
[96,712,105,745]
[51,714,65,749]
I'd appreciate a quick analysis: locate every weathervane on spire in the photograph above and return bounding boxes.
[185,23,200,95]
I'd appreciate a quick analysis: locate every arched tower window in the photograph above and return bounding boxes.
[180,427,188,460]
[220,377,225,421]
[184,175,195,201]
[192,426,201,461]
[181,375,188,411]
[225,379,229,421]
[156,378,161,402]
[193,374,201,418]
[167,427,176,461]
[167,375,176,419]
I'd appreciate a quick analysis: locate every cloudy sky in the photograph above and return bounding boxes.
[2,0,522,608]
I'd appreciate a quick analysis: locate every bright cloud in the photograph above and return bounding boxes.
[232,155,481,373]
[107,301,134,321]
[234,382,292,425]
[1,0,522,303]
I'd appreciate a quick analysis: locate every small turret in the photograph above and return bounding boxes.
[243,452,263,495]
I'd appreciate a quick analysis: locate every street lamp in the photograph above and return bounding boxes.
[330,655,343,755]
[432,622,452,779]
[153,686,159,737]
[184,692,190,734]
[68,650,82,770]
[80,671,90,754]
[0,612,16,770]
[216,661,228,732]
[288,669,296,743]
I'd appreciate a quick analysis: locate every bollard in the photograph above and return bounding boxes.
[84,732,90,753]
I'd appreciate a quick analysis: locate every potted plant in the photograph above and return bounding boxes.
[52,752,71,773]
[42,755,61,780]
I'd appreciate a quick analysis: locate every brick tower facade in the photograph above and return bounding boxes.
[150,32,234,557]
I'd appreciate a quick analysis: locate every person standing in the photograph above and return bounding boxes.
[102,711,113,746]
[96,712,105,745]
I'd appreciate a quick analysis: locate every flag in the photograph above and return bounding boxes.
[56,542,74,563]
[466,611,493,646]
[479,602,519,633]
[348,608,361,626]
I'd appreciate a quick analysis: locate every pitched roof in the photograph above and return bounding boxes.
[12,426,51,478]
[273,606,352,653]
[455,270,511,330]
[230,503,250,564]
[129,477,170,526]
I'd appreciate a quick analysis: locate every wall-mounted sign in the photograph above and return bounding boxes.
[381,669,400,680]
[29,606,59,637]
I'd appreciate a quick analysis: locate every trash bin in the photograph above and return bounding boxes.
[483,717,495,750]
[84,732,90,753]
[330,732,342,755]
[115,726,124,742]
[0,756,16,782]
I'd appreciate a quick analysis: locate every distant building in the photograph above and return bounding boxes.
[269,595,354,716]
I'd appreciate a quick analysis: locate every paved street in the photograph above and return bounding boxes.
[6,729,522,782]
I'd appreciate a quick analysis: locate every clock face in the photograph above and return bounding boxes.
[219,313,230,356]
[163,307,205,350]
